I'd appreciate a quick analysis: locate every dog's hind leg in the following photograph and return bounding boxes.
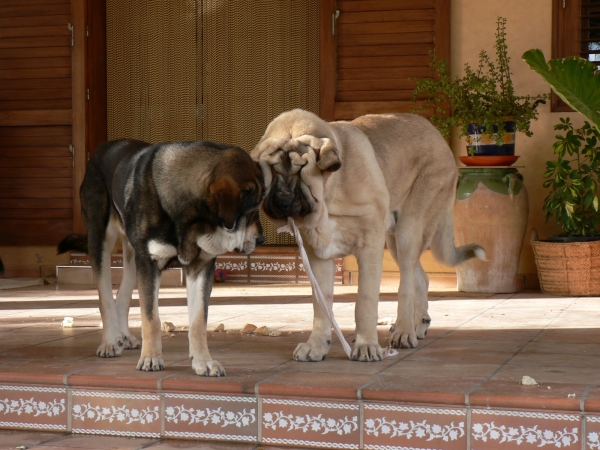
[95,216,124,357]
[186,254,225,376]
[414,262,430,340]
[115,236,140,350]
[135,256,164,371]
[293,246,335,362]
[389,221,421,349]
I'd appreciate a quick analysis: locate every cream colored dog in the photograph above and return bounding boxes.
[252,109,485,362]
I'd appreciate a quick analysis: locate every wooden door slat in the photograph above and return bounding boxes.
[0,198,72,209]
[0,14,70,29]
[338,21,434,35]
[0,46,70,59]
[0,109,72,126]
[338,44,433,58]
[0,3,70,19]
[0,99,72,111]
[0,36,71,49]
[0,188,72,199]
[338,78,419,91]
[0,25,70,39]
[0,156,71,168]
[0,56,71,70]
[0,209,72,219]
[338,0,436,13]
[0,178,72,189]
[338,67,434,80]
[338,55,432,69]
[0,77,71,90]
[0,88,71,101]
[0,67,71,80]
[335,100,431,120]
[338,32,434,46]
[0,125,71,137]
[338,9,434,24]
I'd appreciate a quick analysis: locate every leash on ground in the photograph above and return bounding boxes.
[278,218,398,359]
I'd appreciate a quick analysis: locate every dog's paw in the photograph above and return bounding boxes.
[136,354,165,371]
[192,359,226,377]
[390,321,418,349]
[351,343,382,362]
[122,334,141,349]
[96,341,124,358]
[293,339,330,362]
[415,314,431,340]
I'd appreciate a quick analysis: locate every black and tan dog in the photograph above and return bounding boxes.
[58,139,264,376]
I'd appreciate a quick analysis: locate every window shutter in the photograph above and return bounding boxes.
[321,0,450,121]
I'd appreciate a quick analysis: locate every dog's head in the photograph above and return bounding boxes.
[207,148,265,253]
[251,109,341,220]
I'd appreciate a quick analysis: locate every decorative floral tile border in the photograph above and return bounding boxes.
[586,415,600,449]
[363,403,467,450]
[215,255,249,283]
[164,393,257,441]
[71,390,161,438]
[470,409,580,449]
[0,385,67,432]
[0,383,595,449]
[261,398,360,449]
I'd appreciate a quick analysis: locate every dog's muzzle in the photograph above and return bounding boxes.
[264,177,312,219]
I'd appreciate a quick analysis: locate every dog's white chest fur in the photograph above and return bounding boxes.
[196,219,247,256]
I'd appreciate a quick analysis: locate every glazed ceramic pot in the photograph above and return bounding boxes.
[454,167,528,293]
[466,121,516,155]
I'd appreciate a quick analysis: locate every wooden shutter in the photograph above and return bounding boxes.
[0,0,73,245]
[321,0,450,121]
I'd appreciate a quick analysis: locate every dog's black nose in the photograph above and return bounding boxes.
[256,235,265,246]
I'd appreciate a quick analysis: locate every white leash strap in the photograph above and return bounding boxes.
[278,218,399,360]
[281,219,353,359]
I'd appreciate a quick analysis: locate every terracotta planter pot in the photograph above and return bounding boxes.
[454,168,528,293]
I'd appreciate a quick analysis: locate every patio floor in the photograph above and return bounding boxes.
[0,282,598,450]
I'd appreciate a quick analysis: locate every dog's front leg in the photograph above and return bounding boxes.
[353,243,384,361]
[135,258,164,371]
[186,255,225,376]
[293,246,334,362]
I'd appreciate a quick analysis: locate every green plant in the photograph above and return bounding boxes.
[522,49,600,237]
[522,49,600,130]
[542,118,600,237]
[412,17,547,150]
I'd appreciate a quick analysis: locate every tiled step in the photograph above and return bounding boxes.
[0,370,594,449]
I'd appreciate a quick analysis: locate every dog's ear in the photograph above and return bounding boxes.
[316,138,341,172]
[209,175,240,230]
[294,135,341,172]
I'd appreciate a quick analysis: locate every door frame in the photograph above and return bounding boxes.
[71,0,107,234]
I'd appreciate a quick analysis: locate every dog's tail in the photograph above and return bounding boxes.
[57,234,89,255]
[429,206,486,266]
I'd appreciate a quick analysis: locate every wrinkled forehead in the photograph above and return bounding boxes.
[257,137,313,175]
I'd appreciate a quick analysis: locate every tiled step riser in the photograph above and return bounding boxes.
[58,253,344,285]
[0,384,594,449]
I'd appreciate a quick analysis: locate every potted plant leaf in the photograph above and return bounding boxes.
[413,17,547,166]
[522,48,600,295]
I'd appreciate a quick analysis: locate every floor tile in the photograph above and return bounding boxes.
[468,380,585,412]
